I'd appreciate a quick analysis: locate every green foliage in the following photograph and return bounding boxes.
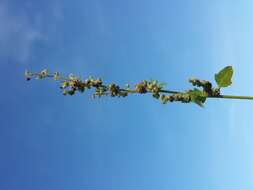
[215,66,233,88]
[60,81,69,89]
[62,90,68,96]
[187,89,207,107]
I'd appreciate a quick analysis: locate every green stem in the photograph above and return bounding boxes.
[159,89,181,94]
[125,88,253,100]
[160,89,253,100]
[123,89,181,94]
[209,94,253,100]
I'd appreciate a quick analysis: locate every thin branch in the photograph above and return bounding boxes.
[24,66,253,107]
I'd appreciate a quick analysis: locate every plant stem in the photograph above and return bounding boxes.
[160,89,253,100]
[122,89,181,94]
[159,89,181,94]
[29,72,253,101]
[125,88,253,100]
[209,94,253,100]
[160,90,253,100]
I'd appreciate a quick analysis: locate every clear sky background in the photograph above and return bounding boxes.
[1,0,253,189]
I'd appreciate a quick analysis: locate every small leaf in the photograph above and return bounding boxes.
[68,73,75,80]
[62,90,68,96]
[68,90,75,95]
[25,70,32,81]
[158,83,167,88]
[188,89,207,107]
[125,84,130,90]
[53,72,60,80]
[88,75,94,80]
[159,94,169,104]
[60,81,69,89]
[151,80,158,85]
[152,93,160,99]
[215,66,233,88]
[41,69,48,76]
[78,85,85,93]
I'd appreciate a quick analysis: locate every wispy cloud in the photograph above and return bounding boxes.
[0,1,43,63]
[0,0,64,63]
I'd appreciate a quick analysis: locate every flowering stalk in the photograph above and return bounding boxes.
[24,66,253,107]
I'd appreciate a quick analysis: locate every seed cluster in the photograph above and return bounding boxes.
[189,78,220,97]
[25,68,226,107]
[59,75,130,98]
[134,80,166,99]
[159,93,191,104]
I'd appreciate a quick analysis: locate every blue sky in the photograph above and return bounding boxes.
[1,0,253,189]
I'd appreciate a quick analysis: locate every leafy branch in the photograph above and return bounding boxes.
[24,66,253,107]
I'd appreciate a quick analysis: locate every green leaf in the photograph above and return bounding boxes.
[158,83,167,88]
[60,81,69,89]
[215,66,233,88]
[188,89,207,107]
[53,72,60,80]
[152,93,160,99]
[68,90,75,95]
[62,90,68,96]
[151,80,158,85]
